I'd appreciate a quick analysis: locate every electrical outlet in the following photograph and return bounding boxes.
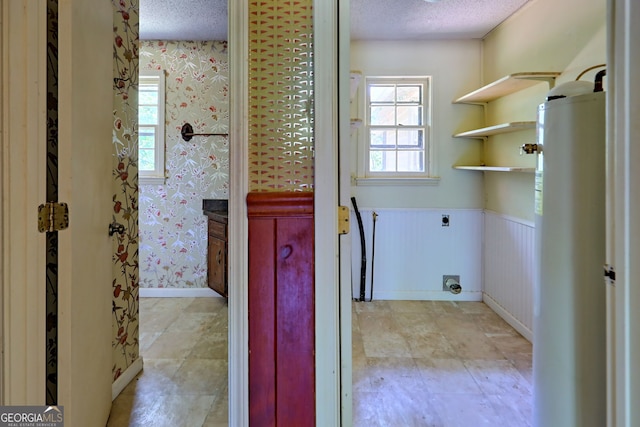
[442,214,450,227]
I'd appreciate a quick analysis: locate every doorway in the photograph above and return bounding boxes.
[132,1,231,423]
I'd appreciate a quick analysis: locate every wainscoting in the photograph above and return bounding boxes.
[350,208,535,342]
[350,209,483,301]
[483,211,535,342]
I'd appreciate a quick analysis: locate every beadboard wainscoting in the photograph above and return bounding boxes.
[350,209,483,301]
[483,211,535,342]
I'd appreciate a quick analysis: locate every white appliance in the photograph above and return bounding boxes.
[533,90,606,427]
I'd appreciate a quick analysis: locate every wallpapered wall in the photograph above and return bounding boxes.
[248,0,314,192]
[139,40,229,288]
[112,0,140,381]
[110,0,311,383]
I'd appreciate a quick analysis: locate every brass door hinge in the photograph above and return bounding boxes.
[38,202,69,233]
[338,205,350,235]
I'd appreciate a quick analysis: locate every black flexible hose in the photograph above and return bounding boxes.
[351,197,366,302]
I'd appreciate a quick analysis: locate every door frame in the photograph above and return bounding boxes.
[0,0,47,404]
[314,0,343,425]
[228,2,346,425]
[610,0,640,425]
[228,0,249,425]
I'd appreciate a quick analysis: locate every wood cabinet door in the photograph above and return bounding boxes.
[208,235,227,297]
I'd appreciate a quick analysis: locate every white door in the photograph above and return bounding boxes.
[1,2,112,421]
[1,0,48,404]
[55,0,114,425]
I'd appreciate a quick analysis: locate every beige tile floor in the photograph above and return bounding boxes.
[352,300,533,427]
[107,298,532,427]
[107,297,229,427]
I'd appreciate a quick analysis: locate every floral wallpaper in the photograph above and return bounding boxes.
[46,0,59,404]
[139,40,229,288]
[112,0,140,381]
[248,0,314,192]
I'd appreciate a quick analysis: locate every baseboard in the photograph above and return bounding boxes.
[483,293,533,342]
[112,357,143,401]
[366,290,483,301]
[139,287,220,298]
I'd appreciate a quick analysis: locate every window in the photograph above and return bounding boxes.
[139,70,165,185]
[362,77,433,181]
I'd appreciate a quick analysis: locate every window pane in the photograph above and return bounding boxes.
[397,85,421,103]
[139,106,158,125]
[139,86,158,104]
[397,106,422,126]
[365,78,429,176]
[397,150,424,172]
[139,148,155,171]
[397,129,423,148]
[139,127,156,148]
[370,129,396,148]
[370,106,395,126]
[369,85,395,103]
[369,150,396,172]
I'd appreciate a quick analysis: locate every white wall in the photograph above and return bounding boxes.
[350,39,484,209]
[351,208,483,301]
[476,0,606,342]
[482,0,606,222]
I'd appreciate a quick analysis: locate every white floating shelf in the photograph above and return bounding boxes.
[453,121,536,139]
[453,72,561,104]
[453,165,535,173]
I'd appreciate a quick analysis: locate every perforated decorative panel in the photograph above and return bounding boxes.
[248,0,314,191]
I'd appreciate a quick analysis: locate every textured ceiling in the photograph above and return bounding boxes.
[140,0,228,41]
[351,0,531,40]
[139,0,531,42]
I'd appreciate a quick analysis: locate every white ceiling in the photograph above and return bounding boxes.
[140,0,228,41]
[139,0,531,41]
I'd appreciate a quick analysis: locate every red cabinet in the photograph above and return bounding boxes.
[247,192,315,426]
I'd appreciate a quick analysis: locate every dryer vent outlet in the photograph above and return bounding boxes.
[443,275,462,294]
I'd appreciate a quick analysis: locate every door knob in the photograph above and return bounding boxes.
[109,221,125,236]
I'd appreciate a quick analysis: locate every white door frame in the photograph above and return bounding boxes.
[314,0,343,425]
[228,1,249,425]
[229,2,346,425]
[0,0,47,404]
[610,0,640,425]
[337,0,354,424]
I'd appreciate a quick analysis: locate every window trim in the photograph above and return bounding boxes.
[358,76,436,182]
[139,70,166,185]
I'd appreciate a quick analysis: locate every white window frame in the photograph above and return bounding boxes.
[356,76,437,186]
[138,70,166,185]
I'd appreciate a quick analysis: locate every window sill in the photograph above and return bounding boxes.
[353,176,441,186]
[139,176,166,186]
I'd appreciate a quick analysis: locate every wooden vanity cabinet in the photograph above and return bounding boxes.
[207,216,228,298]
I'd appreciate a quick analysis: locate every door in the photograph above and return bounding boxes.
[55,0,114,425]
[1,1,113,420]
[1,0,48,404]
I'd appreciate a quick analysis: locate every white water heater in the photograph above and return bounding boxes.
[533,90,606,427]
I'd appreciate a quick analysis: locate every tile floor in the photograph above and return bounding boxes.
[352,300,533,427]
[107,298,532,427]
[107,297,229,427]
